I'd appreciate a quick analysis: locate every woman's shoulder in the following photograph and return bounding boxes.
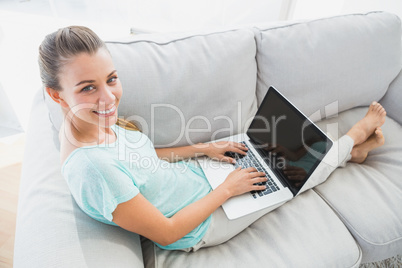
[59,123,79,166]
[61,143,117,185]
[59,123,109,170]
[114,124,153,148]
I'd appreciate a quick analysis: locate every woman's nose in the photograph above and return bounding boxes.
[98,86,116,104]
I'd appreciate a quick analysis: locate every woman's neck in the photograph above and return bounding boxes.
[61,109,116,148]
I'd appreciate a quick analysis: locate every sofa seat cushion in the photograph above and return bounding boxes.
[14,91,145,268]
[254,11,402,119]
[142,190,361,268]
[105,28,258,148]
[314,107,402,263]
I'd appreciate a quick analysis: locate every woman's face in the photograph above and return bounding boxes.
[57,48,122,128]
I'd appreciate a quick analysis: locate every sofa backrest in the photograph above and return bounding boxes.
[106,29,258,148]
[254,11,402,121]
[45,11,402,148]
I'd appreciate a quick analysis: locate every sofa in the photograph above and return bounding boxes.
[14,11,402,267]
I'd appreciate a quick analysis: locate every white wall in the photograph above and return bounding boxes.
[116,0,284,32]
[292,0,402,20]
[342,0,402,20]
[292,0,345,20]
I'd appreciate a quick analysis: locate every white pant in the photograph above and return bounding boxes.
[182,135,354,252]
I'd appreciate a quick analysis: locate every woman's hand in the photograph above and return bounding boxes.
[113,166,267,246]
[204,141,248,164]
[221,167,267,197]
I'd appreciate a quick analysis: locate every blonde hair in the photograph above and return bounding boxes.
[116,118,141,131]
[39,26,140,132]
[38,26,106,91]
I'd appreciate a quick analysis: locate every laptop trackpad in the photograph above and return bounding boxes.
[197,156,235,189]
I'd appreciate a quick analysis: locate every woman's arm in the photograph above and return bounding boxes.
[155,143,208,163]
[112,167,267,246]
[155,141,248,163]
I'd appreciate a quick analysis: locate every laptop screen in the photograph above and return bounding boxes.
[246,87,333,195]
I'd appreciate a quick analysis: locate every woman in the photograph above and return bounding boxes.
[40,26,386,252]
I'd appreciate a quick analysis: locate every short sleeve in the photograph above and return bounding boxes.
[62,149,140,224]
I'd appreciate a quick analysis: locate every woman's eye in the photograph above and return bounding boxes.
[107,76,118,83]
[81,85,95,92]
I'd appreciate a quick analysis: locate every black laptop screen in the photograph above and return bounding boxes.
[246,87,333,195]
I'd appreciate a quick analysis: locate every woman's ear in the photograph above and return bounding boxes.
[46,87,60,103]
[46,87,69,108]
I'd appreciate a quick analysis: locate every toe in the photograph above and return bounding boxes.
[375,127,384,138]
[374,103,382,112]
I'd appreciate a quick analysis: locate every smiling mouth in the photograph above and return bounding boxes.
[93,106,116,117]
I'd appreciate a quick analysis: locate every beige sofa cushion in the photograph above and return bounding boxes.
[106,28,258,148]
[254,11,402,119]
[314,107,402,263]
[142,190,361,267]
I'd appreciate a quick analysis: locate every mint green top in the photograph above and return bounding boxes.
[61,124,212,250]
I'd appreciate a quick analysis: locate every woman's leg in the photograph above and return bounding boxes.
[349,127,385,163]
[297,134,354,195]
[183,204,277,252]
[298,102,386,195]
[185,135,355,252]
[299,102,386,194]
[183,102,387,252]
[345,101,386,146]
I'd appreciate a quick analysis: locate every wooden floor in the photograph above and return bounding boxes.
[0,134,25,268]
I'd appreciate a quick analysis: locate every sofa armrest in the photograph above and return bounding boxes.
[380,67,402,125]
[14,90,145,268]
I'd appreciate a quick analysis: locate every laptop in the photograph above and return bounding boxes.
[196,86,333,219]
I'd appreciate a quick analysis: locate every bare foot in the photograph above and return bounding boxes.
[346,102,386,146]
[350,127,385,163]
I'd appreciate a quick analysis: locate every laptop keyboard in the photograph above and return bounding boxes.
[225,142,280,199]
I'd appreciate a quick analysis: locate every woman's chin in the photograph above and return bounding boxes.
[99,117,118,128]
